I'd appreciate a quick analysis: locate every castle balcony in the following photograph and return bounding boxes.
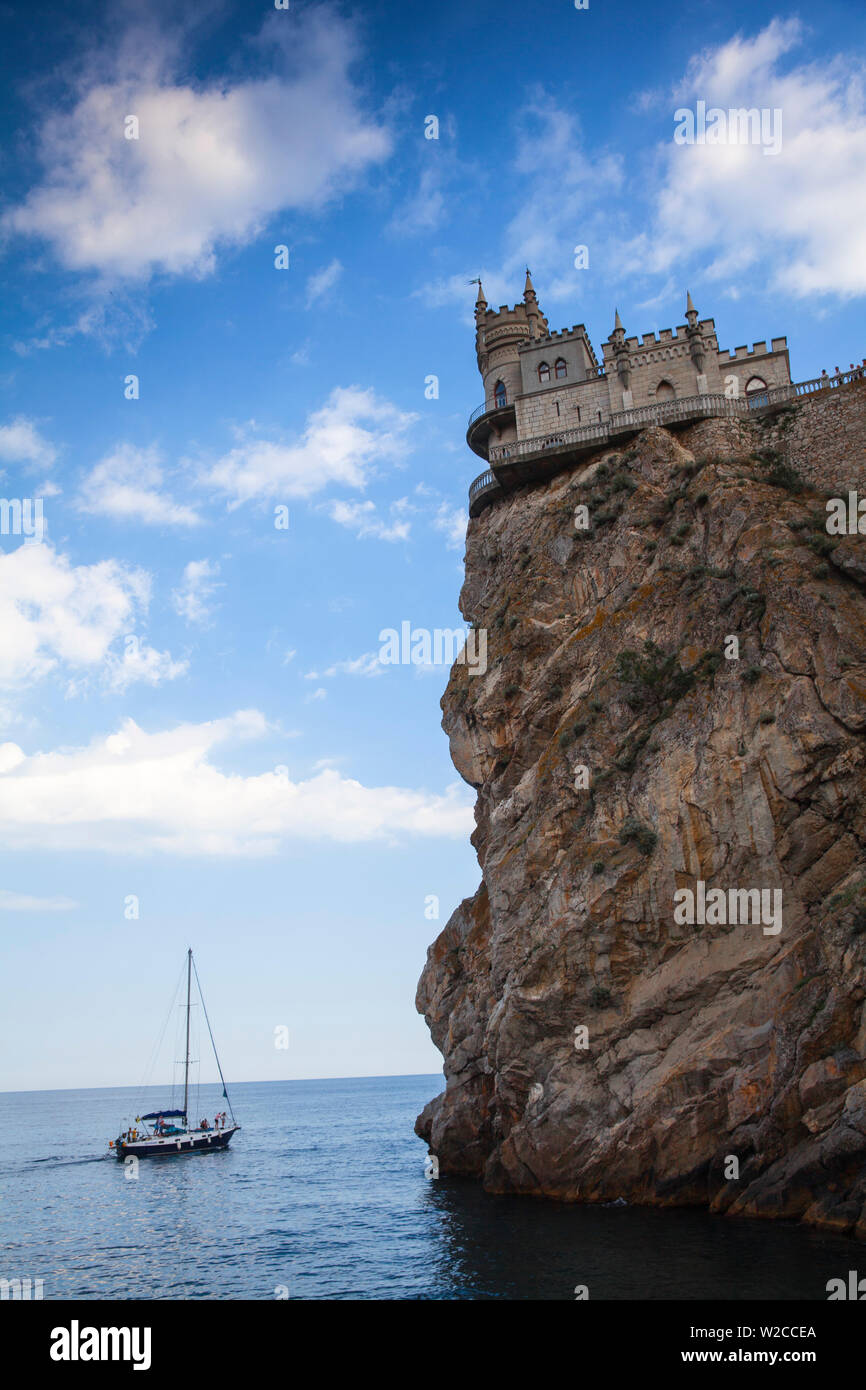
[468,469,504,515]
[466,399,517,460]
[467,369,865,516]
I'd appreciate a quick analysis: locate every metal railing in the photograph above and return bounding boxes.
[467,397,512,427]
[468,469,498,502]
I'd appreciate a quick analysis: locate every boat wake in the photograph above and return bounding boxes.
[31,1154,112,1167]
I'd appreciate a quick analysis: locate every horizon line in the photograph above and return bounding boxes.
[0,1070,444,1097]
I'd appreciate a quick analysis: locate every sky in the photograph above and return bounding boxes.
[0,0,864,1092]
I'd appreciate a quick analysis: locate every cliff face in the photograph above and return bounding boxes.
[417,385,866,1235]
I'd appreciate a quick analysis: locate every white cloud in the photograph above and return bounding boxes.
[388,166,447,237]
[305,258,343,307]
[105,641,188,694]
[636,19,866,297]
[0,541,182,693]
[0,712,474,854]
[78,443,201,526]
[0,417,58,473]
[2,11,390,282]
[432,501,467,551]
[305,652,383,680]
[327,497,411,542]
[203,387,416,507]
[0,889,77,911]
[172,558,222,625]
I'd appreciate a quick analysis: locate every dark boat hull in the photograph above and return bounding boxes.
[114,1126,239,1160]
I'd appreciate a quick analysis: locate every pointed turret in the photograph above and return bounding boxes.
[474,279,487,319]
[523,267,545,340]
[685,292,705,374]
[610,308,629,388]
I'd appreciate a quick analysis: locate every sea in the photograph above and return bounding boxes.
[0,1074,856,1301]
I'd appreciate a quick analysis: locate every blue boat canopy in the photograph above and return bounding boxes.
[139,1109,186,1120]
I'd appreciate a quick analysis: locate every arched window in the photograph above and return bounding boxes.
[494,380,507,407]
[655,380,675,400]
[555,358,567,379]
[745,376,767,394]
[537,362,550,383]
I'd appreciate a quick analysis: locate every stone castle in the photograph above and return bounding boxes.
[468,273,795,515]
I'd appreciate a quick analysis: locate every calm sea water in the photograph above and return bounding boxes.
[0,1074,855,1300]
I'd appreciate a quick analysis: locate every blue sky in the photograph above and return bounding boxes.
[0,0,864,1091]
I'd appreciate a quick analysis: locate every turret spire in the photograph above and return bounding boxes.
[471,277,487,320]
[523,268,543,340]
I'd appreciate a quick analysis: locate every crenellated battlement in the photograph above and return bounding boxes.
[536,325,588,344]
[603,320,719,357]
[721,338,788,361]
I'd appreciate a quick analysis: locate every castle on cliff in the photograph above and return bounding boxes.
[467,274,795,515]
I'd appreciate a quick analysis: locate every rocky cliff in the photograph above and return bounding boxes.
[417,381,866,1235]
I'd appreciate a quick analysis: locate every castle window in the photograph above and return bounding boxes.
[745,376,768,394]
[494,381,507,408]
[538,362,550,383]
[655,380,675,400]
[555,358,567,379]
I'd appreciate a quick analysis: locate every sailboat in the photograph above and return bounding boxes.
[109,949,240,1160]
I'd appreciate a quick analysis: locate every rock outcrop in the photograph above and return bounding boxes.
[417,384,866,1235]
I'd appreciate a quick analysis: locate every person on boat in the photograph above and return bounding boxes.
[200,1118,209,1130]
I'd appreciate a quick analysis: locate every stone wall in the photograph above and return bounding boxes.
[764,380,866,494]
[514,376,612,439]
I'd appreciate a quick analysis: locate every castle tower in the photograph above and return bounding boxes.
[474,273,549,410]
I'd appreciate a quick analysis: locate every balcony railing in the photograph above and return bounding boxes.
[468,470,498,502]
[467,397,512,428]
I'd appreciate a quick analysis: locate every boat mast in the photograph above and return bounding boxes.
[182,948,192,1122]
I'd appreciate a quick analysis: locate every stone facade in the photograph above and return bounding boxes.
[472,276,791,449]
